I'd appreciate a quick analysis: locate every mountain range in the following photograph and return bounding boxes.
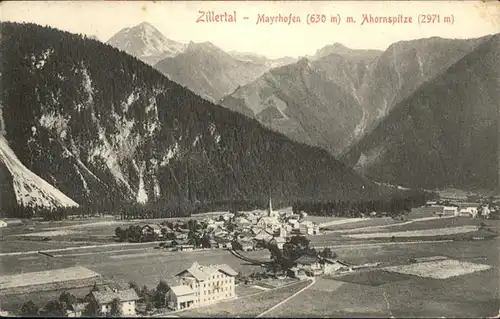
[221,37,491,155]
[106,22,186,66]
[106,22,296,103]
[342,34,500,190]
[0,22,384,213]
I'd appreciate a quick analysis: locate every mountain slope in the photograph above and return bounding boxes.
[154,42,285,103]
[221,37,489,155]
[343,34,500,190]
[0,22,382,213]
[221,57,366,155]
[0,137,79,209]
[106,22,186,65]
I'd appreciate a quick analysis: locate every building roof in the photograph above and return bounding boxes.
[170,285,195,296]
[322,258,351,266]
[92,289,140,304]
[214,238,231,244]
[257,216,279,224]
[143,224,162,231]
[175,262,238,281]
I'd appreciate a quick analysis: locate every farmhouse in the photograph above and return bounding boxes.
[178,245,195,252]
[292,255,353,277]
[239,239,255,251]
[66,302,88,317]
[91,288,140,316]
[142,224,162,236]
[166,262,238,310]
[214,238,232,249]
[294,255,324,276]
[459,206,479,217]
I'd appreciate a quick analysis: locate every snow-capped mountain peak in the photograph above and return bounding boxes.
[106,22,186,65]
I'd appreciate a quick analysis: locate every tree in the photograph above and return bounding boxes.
[319,247,336,259]
[153,280,170,308]
[140,285,151,300]
[109,298,122,317]
[83,301,100,317]
[21,300,39,317]
[165,232,177,240]
[231,240,242,251]
[289,235,310,249]
[187,230,201,247]
[115,227,127,242]
[201,234,212,248]
[160,227,168,238]
[128,281,140,296]
[41,300,66,317]
[59,291,76,309]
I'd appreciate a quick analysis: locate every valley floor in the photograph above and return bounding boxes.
[0,216,498,317]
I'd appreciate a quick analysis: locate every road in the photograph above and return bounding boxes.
[256,278,316,318]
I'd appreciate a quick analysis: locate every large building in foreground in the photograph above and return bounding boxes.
[165,262,238,310]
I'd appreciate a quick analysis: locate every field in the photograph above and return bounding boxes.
[178,280,312,317]
[321,217,402,231]
[383,259,492,279]
[0,212,498,317]
[343,225,478,239]
[0,266,99,290]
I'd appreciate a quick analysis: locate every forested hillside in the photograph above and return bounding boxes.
[0,22,385,216]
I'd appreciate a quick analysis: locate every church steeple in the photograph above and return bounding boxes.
[268,196,273,216]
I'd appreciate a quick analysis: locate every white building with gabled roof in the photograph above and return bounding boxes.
[166,262,238,310]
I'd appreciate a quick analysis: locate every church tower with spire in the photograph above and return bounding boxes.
[267,196,273,217]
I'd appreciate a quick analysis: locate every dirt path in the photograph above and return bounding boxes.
[0,241,161,257]
[256,278,316,318]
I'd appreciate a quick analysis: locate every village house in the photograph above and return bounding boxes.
[299,221,319,235]
[234,216,251,226]
[481,206,491,218]
[277,227,288,238]
[256,216,280,232]
[0,218,23,227]
[294,255,323,276]
[292,255,352,277]
[91,288,140,316]
[166,262,238,310]
[214,238,232,249]
[142,224,162,236]
[459,205,479,217]
[66,302,88,317]
[175,232,188,241]
[239,239,255,251]
[288,219,300,230]
[178,244,196,251]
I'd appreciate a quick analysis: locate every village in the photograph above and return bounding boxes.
[115,199,322,253]
[2,194,499,318]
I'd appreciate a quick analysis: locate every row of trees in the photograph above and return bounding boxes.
[292,190,438,218]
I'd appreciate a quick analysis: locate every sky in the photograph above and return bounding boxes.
[1,1,499,59]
